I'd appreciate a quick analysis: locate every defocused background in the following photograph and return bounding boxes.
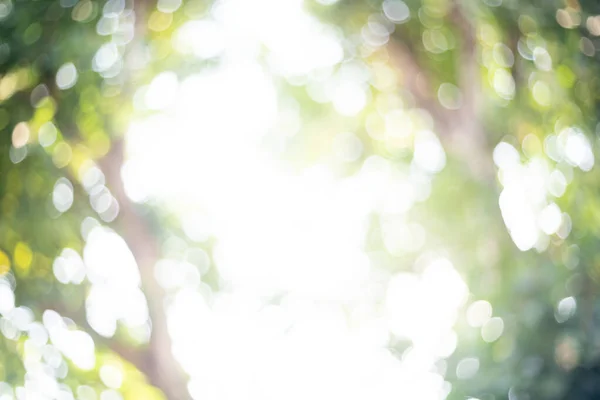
[0,0,599,399]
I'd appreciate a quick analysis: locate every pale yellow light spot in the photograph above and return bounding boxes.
[532,81,551,107]
[148,11,173,32]
[72,0,93,22]
[556,9,574,29]
[53,142,73,168]
[12,122,30,148]
[556,9,581,29]
[587,16,600,36]
[0,73,18,101]
[14,242,33,273]
[88,133,111,158]
[0,250,10,275]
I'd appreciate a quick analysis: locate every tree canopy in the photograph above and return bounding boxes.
[1,0,600,399]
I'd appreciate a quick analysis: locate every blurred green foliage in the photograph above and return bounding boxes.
[2,0,600,399]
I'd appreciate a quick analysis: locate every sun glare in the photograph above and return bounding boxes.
[5,0,600,398]
[87,0,472,398]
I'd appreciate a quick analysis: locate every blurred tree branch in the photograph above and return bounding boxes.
[48,302,148,371]
[53,126,191,400]
[386,39,450,126]
[387,1,495,181]
[93,0,192,396]
[44,0,193,397]
[99,140,192,400]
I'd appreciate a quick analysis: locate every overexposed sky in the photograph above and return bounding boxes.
[118,0,468,399]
